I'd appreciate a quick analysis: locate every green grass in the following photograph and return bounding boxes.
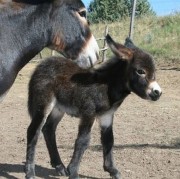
[90,12,180,64]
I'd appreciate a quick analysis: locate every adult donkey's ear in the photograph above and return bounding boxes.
[106,34,133,61]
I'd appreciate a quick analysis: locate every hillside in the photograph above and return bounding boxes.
[90,13,180,68]
[39,13,180,68]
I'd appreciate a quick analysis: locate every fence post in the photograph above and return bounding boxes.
[51,50,56,56]
[39,52,42,59]
[129,0,137,39]
[102,25,108,62]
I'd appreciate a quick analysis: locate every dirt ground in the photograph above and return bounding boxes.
[0,61,179,179]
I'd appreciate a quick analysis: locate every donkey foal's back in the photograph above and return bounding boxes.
[25,35,162,179]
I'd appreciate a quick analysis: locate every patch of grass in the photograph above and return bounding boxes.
[38,13,179,67]
[90,13,180,65]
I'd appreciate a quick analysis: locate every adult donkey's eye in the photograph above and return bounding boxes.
[78,10,87,18]
[136,69,146,76]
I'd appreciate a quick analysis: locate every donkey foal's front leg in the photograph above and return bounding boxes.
[67,118,95,179]
[100,113,121,179]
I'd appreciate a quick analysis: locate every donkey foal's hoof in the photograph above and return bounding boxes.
[111,171,121,179]
[56,165,69,176]
[25,172,35,179]
[69,174,79,179]
[26,177,35,179]
[24,164,35,179]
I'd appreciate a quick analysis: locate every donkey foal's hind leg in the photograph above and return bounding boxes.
[25,111,45,179]
[42,106,68,176]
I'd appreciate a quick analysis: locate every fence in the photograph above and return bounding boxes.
[96,25,109,62]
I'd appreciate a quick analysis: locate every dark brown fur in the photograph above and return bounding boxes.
[25,35,162,179]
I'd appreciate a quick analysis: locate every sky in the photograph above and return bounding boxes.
[82,0,180,16]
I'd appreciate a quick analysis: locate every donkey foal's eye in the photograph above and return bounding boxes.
[136,69,146,76]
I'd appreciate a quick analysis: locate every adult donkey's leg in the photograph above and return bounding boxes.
[67,117,95,179]
[99,112,121,179]
[42,106,68,176]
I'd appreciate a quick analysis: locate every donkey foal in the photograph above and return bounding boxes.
[25,34,162,179]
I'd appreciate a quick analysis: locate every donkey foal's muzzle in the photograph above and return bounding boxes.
[149,89,162,101]
[147,81,162,101]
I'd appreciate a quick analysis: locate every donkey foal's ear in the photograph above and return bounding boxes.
[124,37,136,49]
[118,47,133,61]
[106,34,133,61]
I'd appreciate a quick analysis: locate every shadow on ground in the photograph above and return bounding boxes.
[90,142,180,151]
[57,140,180,151]
[0,163,110,179]
[0,163,58,179]
[1,140,179,178]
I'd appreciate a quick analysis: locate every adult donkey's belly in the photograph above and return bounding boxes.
[0,60,18,102]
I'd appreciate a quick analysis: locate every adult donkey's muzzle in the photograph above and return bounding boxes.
[75,34,99,68]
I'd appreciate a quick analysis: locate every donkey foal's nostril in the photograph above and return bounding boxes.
[154,90,161,97]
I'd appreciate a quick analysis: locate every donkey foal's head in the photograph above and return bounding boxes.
[106,35,162,101]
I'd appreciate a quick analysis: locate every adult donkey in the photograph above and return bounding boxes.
[0,0,99,101]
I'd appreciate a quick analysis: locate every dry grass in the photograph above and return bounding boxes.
[38,13,180,67]
[90,13,180,66]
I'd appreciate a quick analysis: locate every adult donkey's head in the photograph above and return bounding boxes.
[0,0,99,99]
[48,0,99,68]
